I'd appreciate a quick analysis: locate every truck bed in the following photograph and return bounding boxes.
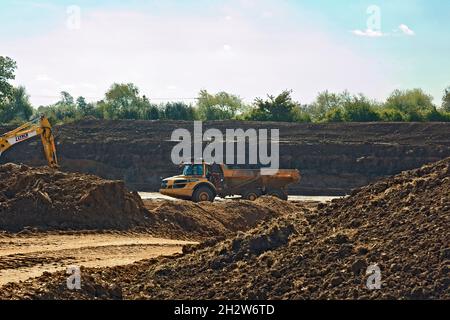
[222,168,300,190]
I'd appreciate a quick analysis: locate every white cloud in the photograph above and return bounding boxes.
[60,84,76,91]
[398,24,415,36]
[35,74,52,81]
[352,29,386,38]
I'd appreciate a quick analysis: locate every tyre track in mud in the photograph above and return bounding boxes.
[0,232,196,286]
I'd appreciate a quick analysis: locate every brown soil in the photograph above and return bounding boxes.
[142,197,297,240]
[1,158,447,300]
[0,232,195,286]
[0,163,147,232]
[1,120,450,195]
[0,164,301,288]
[0,163,290,239]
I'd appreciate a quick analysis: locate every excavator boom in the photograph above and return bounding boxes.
[0,115,58,168]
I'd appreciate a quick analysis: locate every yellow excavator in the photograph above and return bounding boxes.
[0,115,58,168]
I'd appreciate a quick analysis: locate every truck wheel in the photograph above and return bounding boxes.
[242,190,261,201]
[267,189,288,201]
[193,186,215,203]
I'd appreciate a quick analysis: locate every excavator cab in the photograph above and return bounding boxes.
[0,115,58,168]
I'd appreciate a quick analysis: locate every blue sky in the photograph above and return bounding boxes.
[0,0,449,106]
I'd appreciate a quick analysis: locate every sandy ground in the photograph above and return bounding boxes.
[0,232,196,286]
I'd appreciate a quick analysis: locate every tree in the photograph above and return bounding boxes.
[163,102,196,120]
[291,105,312,122]
[424,107,450,122]
[0,86,33,124]
[307,90,345,121]
[342,94,380,122]
[442,87,450,112]
[197,90,244,120]
[76,96,87,111]
[60,91,74,105]
[324,107,345,122]
[141,104,160,120]
[76,96,95,116]
[0,56,17,103]
[104,83,142,119]
[385,89,435,119]
[37,91,81,124]
[378,108,405,122]
[244,90,303,122]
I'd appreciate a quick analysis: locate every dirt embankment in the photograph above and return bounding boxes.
[142,197,299,240]
[1,120,450,195]
[0,163,146,232]
[0,163,292,240]
[3,157,447,300]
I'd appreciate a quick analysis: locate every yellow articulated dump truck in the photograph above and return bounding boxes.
[160,162,300,202]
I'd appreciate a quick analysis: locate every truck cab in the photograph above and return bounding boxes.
[160,162,219,202]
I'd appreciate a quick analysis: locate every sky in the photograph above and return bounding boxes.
[0,0,449,106]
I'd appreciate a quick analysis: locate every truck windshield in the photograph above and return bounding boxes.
[183,164,204,176]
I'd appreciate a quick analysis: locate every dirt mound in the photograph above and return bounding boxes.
[0,163,147,231]
[0,198,304,299]
[136,158,446,300]
[143,197,299,240]
[2,158,447,300]
[0,163,293,239]
[144,157,446,300]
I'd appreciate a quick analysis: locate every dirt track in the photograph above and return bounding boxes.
[0,232,194,286]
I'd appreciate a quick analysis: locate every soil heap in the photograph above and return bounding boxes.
[1,158,449,299]
[135,157,447,300]
[0,163,147,231]
[0,163,291,238]
[142,197,297,240]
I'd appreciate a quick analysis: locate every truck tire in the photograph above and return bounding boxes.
[242,189,262,201]
[267,189,288,201]
[193,186,215,203]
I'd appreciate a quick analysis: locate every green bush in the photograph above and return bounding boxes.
[424,108,450,122]
[0,86,33,124]
[404,109,426,122]
[163,102,197,120]
[197,90,244,120]
[324,108,345,122]
[243,90,309,123]
[378,108,405,122]
[344,104,380,122]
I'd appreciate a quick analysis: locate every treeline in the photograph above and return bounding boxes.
[1,56,450,125]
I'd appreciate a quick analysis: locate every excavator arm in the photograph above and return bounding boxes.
[0,115,58,168]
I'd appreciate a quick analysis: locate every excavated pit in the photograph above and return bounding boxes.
[1,120,450,195]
